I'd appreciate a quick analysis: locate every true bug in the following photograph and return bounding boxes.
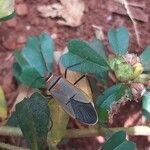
[46,73,98,125]
[5,53,98,125]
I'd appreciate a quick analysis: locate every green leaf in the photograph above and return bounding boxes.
[97,108,108,123]
[13,63,45,88]
[96,84,130,107]
[21,34,53,75]
[13,63,23,84]
[89,38,109,84]
[142,92,150,120]
[89,38,107,60]
[140,46,150,72]
[108,26,129,55]
[15,92,50,150]
[60,39,109,77]
[102,131,126,150]
[114,141,136,150]
[39,33,54,73]
[96,84,132,123]
[102,131,136,150]
[14,33,54,88]
[7,111,18,127]
[95,71,109,85]
[68,39,108,66]
[19,67,46,88]
[15,51,29,69]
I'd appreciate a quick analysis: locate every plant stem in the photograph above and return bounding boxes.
[0,125,149,138]
[64,125,150,138]
[0,126,22,136]
[0,142,29,150]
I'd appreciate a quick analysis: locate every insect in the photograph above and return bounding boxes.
[30,61,98,125]
[46,70,98,125]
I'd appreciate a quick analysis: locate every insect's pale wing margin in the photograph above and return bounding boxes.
[70,99,98,125]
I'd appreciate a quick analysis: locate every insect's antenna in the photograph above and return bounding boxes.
[64,61,84,79]
[73,74,86,85]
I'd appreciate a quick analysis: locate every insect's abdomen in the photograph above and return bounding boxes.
[47,75,98,125]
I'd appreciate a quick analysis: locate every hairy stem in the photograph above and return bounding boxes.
[0,126,22,136]
[65,125,150,138]
[0,142,29,150]
[0,125,149,138]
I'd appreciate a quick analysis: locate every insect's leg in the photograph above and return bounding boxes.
[45,94,53,100]
[44,94,55,105]
[45,72,52,81]
[64,61,84,78]
[73,75,86,85]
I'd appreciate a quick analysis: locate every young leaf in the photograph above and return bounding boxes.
[13,63,45,88]
[108,26,129,55]
[13,63,23,84]
[60,39,109,78]
[15,92,50,150]
[21,33,54,75]
[142,92,150,120]
[102,131,136,150]
[7,111,18,127]
[61,53,108,74]
[89,38,107,60]
[14,33,54,88]
[0,86,7,120]
[68,39,108,67]
[39,33,54,73]
[15,51,29,70]
[19,67,46,88]
[140,46,150,72]
[96,84,132,123]
[89,38,109,84]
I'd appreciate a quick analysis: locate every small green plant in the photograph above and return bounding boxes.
[2,26,150,149]
[60,26,150,123]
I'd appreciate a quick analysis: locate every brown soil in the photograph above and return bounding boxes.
[0,0,150,149]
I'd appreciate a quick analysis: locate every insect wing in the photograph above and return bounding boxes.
[70,99,98,125]
[48,76,98,125]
